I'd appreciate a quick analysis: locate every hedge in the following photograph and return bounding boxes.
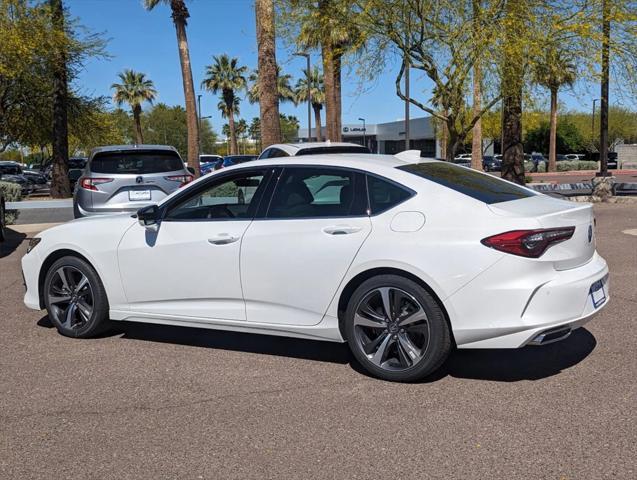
[524,160,599,173]
[0,181,21,225]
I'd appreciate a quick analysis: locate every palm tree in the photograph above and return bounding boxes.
[295,66,325,141]
[50,0,70,198]
[533,45,577,172]
[202,55,247,155]
[255,0,281,148]
[247,66,296,105]
[111,70,157,144]
[143,0,200,176]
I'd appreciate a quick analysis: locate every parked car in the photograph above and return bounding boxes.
[482,155,501,172]
[452,158,471,168]
[199,154,223,175]
[453,153,472,161]
[219,154,257,169]
[22,170,48,187]
[73,145,193,218]
[23,154,609,382]
[0,161,33,196]
[258,142,371,160]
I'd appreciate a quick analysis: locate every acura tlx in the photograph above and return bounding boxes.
[21,153,609,382]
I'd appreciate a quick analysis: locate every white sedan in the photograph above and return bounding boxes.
[21,154,609,382]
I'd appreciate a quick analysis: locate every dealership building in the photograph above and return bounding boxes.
[297,116,440,156]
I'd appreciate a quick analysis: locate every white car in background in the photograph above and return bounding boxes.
[257,141,371,159]
[21,154,609,382]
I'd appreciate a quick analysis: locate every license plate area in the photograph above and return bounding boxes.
[129,190,151,201]
[589,276,607,308]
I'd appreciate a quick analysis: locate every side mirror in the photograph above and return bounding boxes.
[137,204,160,231]
[187,166,195,175]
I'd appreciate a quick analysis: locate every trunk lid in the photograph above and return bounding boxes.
[488,195,596,270]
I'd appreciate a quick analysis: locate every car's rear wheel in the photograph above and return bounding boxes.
[43,256,110,338]
[344,275,451,382]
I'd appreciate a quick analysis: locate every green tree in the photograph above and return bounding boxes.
[524,120,585,155]
[111,69,157,144]
[144,0,200,176]
[202,55,247,155]
[295,66,325,141]
[532,44,577,172]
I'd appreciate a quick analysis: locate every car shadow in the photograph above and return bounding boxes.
[0,228,27,258]
[36,316,597,382]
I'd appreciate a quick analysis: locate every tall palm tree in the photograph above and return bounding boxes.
[295,66,325,141]
[533,45,577,172]
[255,0,281,148]
[202,55,247,155]
[144,0,200,176]
[247,66,296,105]
[50,0,70,198]
[111,70,157,144]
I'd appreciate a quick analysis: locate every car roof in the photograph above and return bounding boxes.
[89,144,179,156]
[265,142,368,155]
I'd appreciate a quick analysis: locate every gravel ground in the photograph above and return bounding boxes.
[0,203,635,479]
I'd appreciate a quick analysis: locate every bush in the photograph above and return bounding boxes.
[556,160,598,172]
[524,161,547,173]
[0,181,22,224]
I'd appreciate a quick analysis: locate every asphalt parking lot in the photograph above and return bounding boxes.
[1,204,635,479]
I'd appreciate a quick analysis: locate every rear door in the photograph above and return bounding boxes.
[88,150,187,212]
[240,166,372,326]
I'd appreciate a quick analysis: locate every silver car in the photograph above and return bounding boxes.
[74,145,193,218]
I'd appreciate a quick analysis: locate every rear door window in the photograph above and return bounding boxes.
[90,151,184,174]
[366,175,413,214]
[398,162,536,204]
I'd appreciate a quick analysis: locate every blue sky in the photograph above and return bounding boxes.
[68,0,604,135]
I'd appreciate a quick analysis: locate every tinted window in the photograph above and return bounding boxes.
[398,162,535,204]
[296,146,371,156]
[90,151,183,174]
[165,171,266,221]
[267,167,366,218]
[268,148,289,158]
[0,164,21,175]
[367,175,412,214]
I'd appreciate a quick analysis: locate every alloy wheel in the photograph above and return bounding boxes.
[47,266,94,331]
[353,287,430,371]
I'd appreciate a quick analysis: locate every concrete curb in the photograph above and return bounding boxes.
[6,199,73,210]
[8,223,62,234]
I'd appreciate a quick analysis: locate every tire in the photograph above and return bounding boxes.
[43,256,110,338]
[344,274,451,382]
[0,199,5,242]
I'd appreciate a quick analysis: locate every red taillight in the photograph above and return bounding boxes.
[80,177,113,191]
[481,227,575,258]
[165,174,194,187]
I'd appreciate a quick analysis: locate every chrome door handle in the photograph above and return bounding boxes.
[208,234,240,245]
[322,225,362,235]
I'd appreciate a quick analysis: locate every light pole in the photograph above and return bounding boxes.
[294,52,312,142]
[197,94,202,156]
[200,115,212,154]
[358,117,366,148]
[592,98,599,144]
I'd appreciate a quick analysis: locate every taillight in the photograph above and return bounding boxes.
[481,227,575,258]
[80,177,113,191]
[164,175,194,187]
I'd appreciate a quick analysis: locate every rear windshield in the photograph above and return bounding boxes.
[398,162,536,204]
[296,146,371,156]
[90,151,183,174]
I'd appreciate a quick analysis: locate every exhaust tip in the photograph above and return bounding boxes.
[529,326,572,346]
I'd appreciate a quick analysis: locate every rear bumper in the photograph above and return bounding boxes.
[449,251,609,349]
[75,200,152,217]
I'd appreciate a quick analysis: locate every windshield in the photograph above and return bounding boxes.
[398,162,536,204]
[90,151,184,174]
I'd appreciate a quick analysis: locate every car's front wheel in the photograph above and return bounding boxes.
[344,275,452,382]
[43,256,110,338]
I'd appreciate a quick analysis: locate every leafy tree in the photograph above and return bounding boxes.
[255,0,282,148]
[280,114,300,142]
[202,55,247,155]
[295,66,325,141]
[111,69,157,144]
[144,0,200,176]
[524,120,585,155]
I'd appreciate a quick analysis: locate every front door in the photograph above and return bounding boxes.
[241,166,372,326]
[117,168,270,321]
